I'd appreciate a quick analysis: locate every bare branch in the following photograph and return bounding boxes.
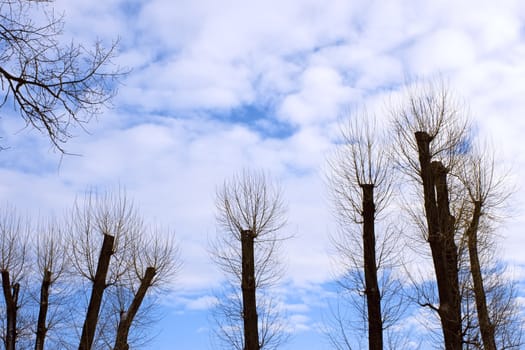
[0,0,124,151]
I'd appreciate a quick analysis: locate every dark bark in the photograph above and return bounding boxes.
[360,184,383,350]
[35,269,52,350]
[415,131,462,350]
[466,201,496,350]
[78,234,115,350]
[113,267,156,350]
[1,270,19,350]
[432,161,462,350]
[241,229,259,350]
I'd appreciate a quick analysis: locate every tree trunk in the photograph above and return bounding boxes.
[1,270,19,350]
[415,131,462,350]
[35,269,52,350]
[113,267,156,350]
[466,201,496,350]
[432,161,462,350]
[360,184,383,350]
[78,234,114,350]
[241,229,259,350]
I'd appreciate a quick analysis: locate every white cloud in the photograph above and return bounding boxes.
[185,295,219,311]
[289,314,312,332]
[278,66,359,126]
[122,57,255,112]
[405,28,478,75]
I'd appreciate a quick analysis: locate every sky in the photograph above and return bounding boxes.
[1,0,525,349]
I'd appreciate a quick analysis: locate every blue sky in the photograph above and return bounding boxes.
[2,0,525,349]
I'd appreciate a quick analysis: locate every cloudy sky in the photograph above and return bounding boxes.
[2,0,525,349]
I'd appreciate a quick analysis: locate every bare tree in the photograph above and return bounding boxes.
[0,206,29,350]
[0,210,72,350]
[33,218,68,350]
[456,144,523,350]
[327,113,405,350]
[212,170,288,350]
[113,227,180,350]
[68,191,133,350]
[390,81,469,350]
[67,190,179,350]
[0,0,121,150]
[459,148,501,350]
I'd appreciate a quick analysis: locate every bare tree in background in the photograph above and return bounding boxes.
[327,114,405,350]
[456,145,523,349]
[212,170,288,350]
[459,148,501,350]
[33,218,68,350]
[112,227,180,350]
[0,0,121,150]
[0,206,29,350]
[0,211,72,350]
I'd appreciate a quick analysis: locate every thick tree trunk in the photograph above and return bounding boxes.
[415,131,462,350]
[466,201,496,350]
[241,229,259,350]
[1,270,19,350]
[432,161,462,350]
[78,233,114,350]
[113,267,156,350]
[360,184,383,350]
[35,269,52,350]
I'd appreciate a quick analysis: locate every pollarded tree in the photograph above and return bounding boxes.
[327,113,405,350]
[68,191,137,350]
[212,170,288,350]
[390,81,468,350]
[33,218,68,350]
[0,206,29,350]
[67,190,180,350]
[112,227,180,350]
[0,0,121,150]
[0,211,72,350]
[456,144,523,349]
[460,147,501,350]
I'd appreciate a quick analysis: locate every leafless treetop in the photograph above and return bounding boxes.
[390,80,471,178]
[327,112,393,224]
[216,169,287,240]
